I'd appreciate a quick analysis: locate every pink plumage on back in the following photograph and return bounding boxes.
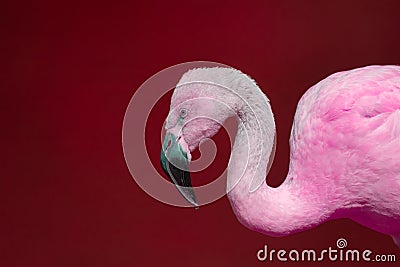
[161,65,400,247]
[290,66,400,234]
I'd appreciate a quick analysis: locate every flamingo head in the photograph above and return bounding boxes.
[160,79,237,207]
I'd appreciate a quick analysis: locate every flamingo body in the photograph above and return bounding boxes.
[291,66,400,234]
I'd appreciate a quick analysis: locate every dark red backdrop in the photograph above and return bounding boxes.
[2,1,400,266]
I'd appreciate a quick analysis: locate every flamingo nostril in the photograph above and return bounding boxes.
[165,139,172,151]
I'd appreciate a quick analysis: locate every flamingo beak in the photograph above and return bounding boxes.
[160,133,199,208]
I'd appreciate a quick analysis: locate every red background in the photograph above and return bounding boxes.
[2,0,400,266]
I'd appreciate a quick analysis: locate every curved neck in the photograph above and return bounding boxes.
[226,87,329,237]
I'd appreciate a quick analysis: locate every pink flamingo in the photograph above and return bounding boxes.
[160,65,400,247]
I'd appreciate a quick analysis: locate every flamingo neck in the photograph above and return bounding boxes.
[226,87,328,237]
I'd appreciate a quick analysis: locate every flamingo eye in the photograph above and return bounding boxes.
[179,108,187,118]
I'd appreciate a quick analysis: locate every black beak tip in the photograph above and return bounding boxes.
[160,146,199,208]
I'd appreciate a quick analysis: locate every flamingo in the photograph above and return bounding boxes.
[160,65,400,247]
